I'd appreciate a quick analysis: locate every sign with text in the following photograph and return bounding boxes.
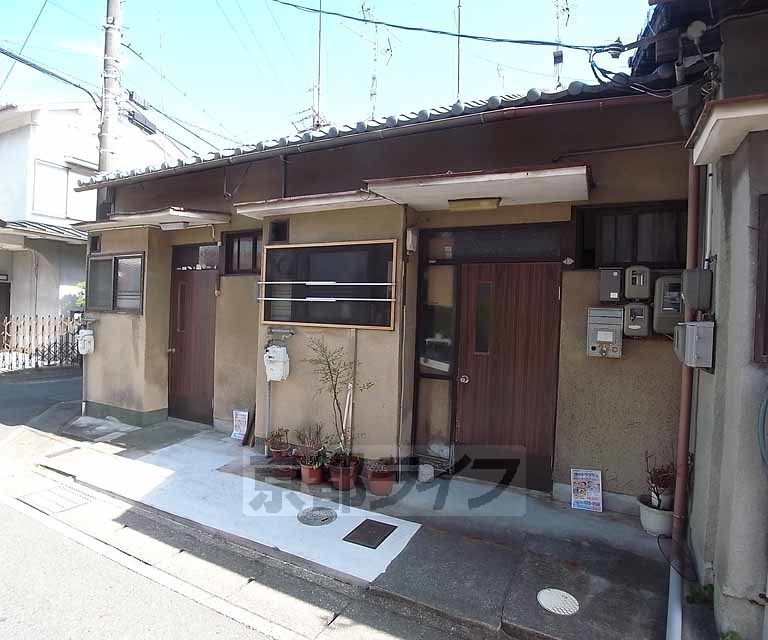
[570,468,603,512]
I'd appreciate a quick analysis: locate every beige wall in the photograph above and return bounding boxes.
[553,271,682,496]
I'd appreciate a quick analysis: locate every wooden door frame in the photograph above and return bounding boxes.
[412,224,568,471]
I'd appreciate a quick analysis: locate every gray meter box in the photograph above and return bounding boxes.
[599,268,623,303]
[587,307,624,358]
[674,321,715,368]
[624,303,650,337]
[653,275,683,334]
[625,265,651,300]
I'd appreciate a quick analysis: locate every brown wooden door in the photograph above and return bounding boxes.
[455,262,561,491]
[168,269,217,424]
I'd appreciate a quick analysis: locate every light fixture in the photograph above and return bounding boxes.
[159,221,189,231]
[448,197,501,212]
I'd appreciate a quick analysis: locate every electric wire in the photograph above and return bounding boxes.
[0,44,100,109]
[144,102,219,150]
[271,0,621,52]
[48,0,103,31]
[263,0,299,66]
[214,0,264,73]
[0,0,50,93]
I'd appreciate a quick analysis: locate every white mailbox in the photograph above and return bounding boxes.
[264,344,290,381]
[77,329,94,355]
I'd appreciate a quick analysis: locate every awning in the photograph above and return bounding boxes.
[365,164,591,211]
[235,190,389,219]
[688,94,768,165]
[0,220,86,246]
[74,207,231,232]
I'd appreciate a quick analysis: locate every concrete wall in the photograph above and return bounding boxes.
[0,126,32,221]
[689,132,768,640]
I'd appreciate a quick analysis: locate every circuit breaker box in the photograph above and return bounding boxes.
[624,303,650,337]
[625,265,651,300]
[653,275,683,334]
[599,268,623,303]
[587,307,624,358]
[674,321,715,368]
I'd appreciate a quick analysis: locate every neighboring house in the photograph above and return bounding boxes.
[0,103,186,319]
[74,1,768,637]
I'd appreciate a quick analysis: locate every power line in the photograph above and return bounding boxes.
[214,0,264,73]
[0,0,50,93]
[141,100,220,150]
[271,0,623,53]
[0,43,100,109]
[48,0,103,31]
[263,0,299,66]
[234,0,280,81]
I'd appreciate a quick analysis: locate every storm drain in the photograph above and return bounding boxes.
[536,588,580,616]
[297,507,338,526]
[343,519,397,549]
[18,484,97,515]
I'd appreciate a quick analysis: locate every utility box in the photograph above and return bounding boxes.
[653,275,683,334]
[264,344,290,381]
[77,329,94,355]
[682,268,713,311]
[587,307,624,358]
[625,265,651,300]
[599,268,623,303]
[674,321,715,368]
[624,303,650,337]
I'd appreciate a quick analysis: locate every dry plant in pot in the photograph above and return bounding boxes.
[637,451,676,536]
[306,337,373,491]
[267,427,292,458]
[294,423,331,485]
[364,457,396,496]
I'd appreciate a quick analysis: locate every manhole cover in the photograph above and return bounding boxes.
[536,588,580,616]
[297,507,337,526]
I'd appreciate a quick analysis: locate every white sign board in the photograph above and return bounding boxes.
[570,468,603,512]
[231,410,249,441]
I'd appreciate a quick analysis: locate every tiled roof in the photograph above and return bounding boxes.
[78,69,675,190]
[0,220,87,242]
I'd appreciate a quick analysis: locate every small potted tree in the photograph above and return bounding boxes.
[294,423,329,485]
[267,427,291,458]
[364,457,396,496]
[306,337,373,491]
[637,451,676,536]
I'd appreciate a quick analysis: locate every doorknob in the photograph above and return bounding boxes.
[167,348,176,354]
[459,374,470,384]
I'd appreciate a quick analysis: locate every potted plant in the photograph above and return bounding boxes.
[637,451,676,536]
[267,427,291,458]
[306,337,373,491]
[294,423,330,485]
[364,457,396,496]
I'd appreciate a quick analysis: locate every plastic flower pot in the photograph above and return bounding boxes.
[637,495,673,536]
[300,463,325,485]
[366,470,395,496]
[650,490,674,510]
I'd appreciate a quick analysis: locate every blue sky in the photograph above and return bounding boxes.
[0,1,651,154]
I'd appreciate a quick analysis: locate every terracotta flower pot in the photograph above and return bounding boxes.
[301,463,325,485]
[270,445,291,458]
[329,464,360,491]
[366,471,395,496]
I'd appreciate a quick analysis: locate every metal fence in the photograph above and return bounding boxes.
[0,315,82,372]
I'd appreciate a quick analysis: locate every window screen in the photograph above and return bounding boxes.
[86,258,113,310]
[263,241,395,328]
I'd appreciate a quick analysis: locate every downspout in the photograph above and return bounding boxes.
[667,151,701,640]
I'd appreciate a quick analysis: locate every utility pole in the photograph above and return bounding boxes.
[98,0,122,173]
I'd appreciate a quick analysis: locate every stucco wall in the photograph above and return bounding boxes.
[553,270,682,496]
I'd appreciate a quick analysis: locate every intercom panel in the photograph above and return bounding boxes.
[587,307,624,358]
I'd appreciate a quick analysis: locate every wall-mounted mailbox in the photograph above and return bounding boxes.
[587,307,624,358]
[624,303,650,337]
[674,321,715,368]
[625,265,651,300]
[599,268,623,303]
[653,275,683,334]
[682,268,713,311]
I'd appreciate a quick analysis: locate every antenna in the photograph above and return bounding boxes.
[314,0,323,129]
[456,0,462,100]
[553,0,570,90]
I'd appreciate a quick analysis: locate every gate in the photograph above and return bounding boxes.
[0,315,82,372]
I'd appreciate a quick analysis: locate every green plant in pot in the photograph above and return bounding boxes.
[306,337,373,491]
[637,451,676,536]
[267,427,291,458]
[364,457,396,496]
[294,423,330,485]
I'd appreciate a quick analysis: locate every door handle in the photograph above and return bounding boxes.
[459,374,470,384]
[167,348,176,354]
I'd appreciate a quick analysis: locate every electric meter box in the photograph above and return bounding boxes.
[599,268,623,303]
[682,268,713,311]
[587,307,624,358]
[77,329,94,355]
[653,274,683,334]
[624,303,650,337]
[674,321,715,368]
[625,265,651,300]
[264,344,290,381]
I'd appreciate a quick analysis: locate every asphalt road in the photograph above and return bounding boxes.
[0,368,82,429]
[0,503,267,640]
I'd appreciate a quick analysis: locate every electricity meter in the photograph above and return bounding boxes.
[653,275,683,334]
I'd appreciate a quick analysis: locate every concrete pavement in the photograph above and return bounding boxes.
[0,367,81,430]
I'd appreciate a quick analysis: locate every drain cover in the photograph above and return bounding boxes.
[536,589,580,616]
[18,484,97,515]
[297,507,337,526]
[343,519,397,549]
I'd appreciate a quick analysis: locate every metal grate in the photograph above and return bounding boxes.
[297,507,338,526]
[342,519,397,549]
[536,588,580,616]
[18,484,97,515]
